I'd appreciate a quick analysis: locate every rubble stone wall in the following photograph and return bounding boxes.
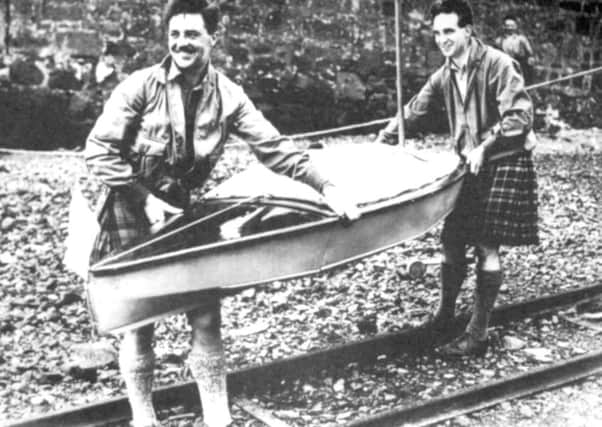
[1,0,601,149]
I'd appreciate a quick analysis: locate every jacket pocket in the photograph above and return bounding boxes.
[132,135,168,182]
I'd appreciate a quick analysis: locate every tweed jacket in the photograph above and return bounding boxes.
[383,38,533,160]
[85,57,328,208]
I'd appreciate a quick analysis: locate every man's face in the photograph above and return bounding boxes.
[504,19,518,34]
[432,12,471,61]
[168,13,214,74]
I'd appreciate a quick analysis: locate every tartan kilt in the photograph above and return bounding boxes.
[441,150,539,247]
[89,188,151,265]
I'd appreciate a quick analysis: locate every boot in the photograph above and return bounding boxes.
[440,270,503,357]
[439,332,488,357]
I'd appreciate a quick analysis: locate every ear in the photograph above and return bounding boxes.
[463,25,473,38]
[210,33,219,47]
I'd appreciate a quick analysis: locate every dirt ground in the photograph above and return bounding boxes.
[0,127,600,426]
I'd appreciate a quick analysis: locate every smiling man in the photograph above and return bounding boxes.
[377,0,538,357]
[84,1,359,426]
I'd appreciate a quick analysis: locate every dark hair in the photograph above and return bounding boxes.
[430,0,474,28]
[503,14,517,23]
[163,0,220,35]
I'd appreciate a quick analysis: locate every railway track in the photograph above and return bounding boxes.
[345,349,602,427]
[6,283,602,427]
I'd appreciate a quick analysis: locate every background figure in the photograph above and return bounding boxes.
[377,0,539,357]
[495,14,535,84]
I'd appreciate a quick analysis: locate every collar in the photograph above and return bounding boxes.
[155,55,215,91]
[448,40,471,74]
[445,37,487,73]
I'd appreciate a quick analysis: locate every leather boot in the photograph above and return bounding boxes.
[439,332,488,357]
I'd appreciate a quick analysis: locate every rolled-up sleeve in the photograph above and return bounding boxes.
[231,88,329,191]
[380,75,440,142]
[84,72,149,203]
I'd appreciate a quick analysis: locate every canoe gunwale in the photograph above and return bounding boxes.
[89,165,466,278]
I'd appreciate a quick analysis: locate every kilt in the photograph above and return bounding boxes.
[87,188,220,327]
[89,188,151,265]
[441,151,539,247]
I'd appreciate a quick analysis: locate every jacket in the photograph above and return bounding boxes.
[85,58,327,207]
[382,38,533,161]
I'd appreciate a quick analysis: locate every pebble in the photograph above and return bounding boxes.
[504,336,527,350]
[1,217,15,231]
[30,396,47,406]
[332,411,352,422]
[519,404,535,418]
[523,347,554,363]
[480,369,495,377]
[240,288,256,299]
[275,409,299,419]
[333,378,346,393]
[454,415,473,426]
[0,253,16,265]
[69,342,117,370]
[12,381,28,393]
[302,383,315,393]
[572,347,586,355]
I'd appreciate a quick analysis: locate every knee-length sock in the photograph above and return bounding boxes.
[467,269,503,341]
[119,350,158,427]
[436,262,467,319]
[188,347,232,427]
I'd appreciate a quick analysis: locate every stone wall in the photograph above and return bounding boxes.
[1,0,602,149]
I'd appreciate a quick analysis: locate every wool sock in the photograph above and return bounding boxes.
[119,350,158,427]
[467,269,503,341]
[188,348,232,427]
[435,262,467,319]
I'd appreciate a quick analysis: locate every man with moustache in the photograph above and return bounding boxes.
[85,1,359,426]
[377,0,538,356]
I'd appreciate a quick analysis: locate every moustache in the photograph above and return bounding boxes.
[172,46,197,54]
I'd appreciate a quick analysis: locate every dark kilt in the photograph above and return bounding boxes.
[441,151,539,247]
[89,188,151,265]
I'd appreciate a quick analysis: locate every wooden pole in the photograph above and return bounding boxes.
[394,0,405,145]
[3,0,9,55]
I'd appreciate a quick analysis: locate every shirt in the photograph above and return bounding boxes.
[449,44,471,102]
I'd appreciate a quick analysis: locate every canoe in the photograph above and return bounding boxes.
[87,143,465,332]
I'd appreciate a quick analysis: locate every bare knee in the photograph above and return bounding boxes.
[476,243,501,271]
[187,304,222,350]
[121,324,154,356]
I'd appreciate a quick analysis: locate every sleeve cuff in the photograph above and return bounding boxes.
[300,163,332,194]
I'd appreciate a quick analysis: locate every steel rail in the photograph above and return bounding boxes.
[6,283,602,427]
[345,349,602,427]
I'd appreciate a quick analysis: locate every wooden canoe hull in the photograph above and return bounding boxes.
[87,167,464,333]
